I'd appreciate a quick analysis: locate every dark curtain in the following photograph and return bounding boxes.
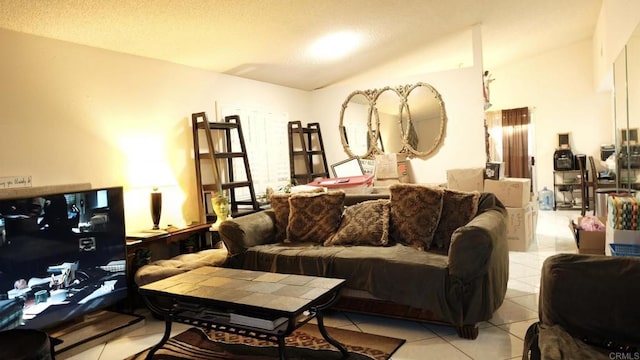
[502,107,530,178]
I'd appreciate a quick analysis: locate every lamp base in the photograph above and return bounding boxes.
[150,191,162,230]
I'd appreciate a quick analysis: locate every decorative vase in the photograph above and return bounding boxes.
[211,195,230,228]
[150,190,162,230]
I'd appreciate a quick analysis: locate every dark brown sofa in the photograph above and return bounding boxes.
[523,253,640,359]
[219,191,509,339]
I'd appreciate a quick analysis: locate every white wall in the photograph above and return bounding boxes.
[490,39,612,192]
[310,67,486,185]
[1,19,625,232]
[593,0,640,90]
[0,28,311,232]
[310,27,485,185]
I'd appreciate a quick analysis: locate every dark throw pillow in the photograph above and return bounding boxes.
[389,184,444,250]
[432,189,480,251]
[286,191,345,244]
[325,199,390,246]
[270,193,291,242]
[269,187,325,242]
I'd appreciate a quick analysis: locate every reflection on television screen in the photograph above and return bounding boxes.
[0,186,128,331]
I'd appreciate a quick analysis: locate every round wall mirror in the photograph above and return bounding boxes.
[402,82,447,157]
[374,87,403,154]
[339,82,447,159]
[339,91,375,158]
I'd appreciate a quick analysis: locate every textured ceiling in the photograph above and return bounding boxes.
[0,0,602,90]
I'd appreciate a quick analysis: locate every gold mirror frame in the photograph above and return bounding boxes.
[372,86,403,155]
[400,82,447,157]
[339,82,447,159]
[339,89,377,159]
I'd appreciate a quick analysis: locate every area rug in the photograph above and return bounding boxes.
[127,323,405,360]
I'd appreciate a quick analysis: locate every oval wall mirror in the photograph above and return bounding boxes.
[339,82,447,159]
[339,91,375,158]
[373,87,403,154]
[402,82,447,157]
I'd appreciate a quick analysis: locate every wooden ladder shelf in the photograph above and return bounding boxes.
[191,112,260,223]
[288,121,329,185]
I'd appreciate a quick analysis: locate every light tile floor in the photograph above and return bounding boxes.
[64,209,581,360]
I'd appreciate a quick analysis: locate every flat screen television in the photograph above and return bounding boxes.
[0,186,128,331]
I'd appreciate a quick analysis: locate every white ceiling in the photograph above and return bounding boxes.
[0,0,602,91]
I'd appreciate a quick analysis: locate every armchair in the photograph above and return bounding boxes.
[523,253,640,359]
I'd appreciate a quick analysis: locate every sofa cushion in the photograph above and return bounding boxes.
[134,248,228,287]
[432,189,480,251]
[325,199,390,247]
[389,184,444,250]
[286,191,345,244]
[241,243,451,316]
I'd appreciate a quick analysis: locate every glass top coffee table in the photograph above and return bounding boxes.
[138,266,347,360]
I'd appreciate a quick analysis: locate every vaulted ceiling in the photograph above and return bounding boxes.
[0,0,602,90]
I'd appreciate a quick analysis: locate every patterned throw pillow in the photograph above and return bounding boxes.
[270,193,291,242]
[269,188,325,242]
[389,184,444,250]
[432,189,480,251]
[324,199,390,246]
[286,191,345,244]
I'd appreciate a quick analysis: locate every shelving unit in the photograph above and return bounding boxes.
[288,121,329,184]
[617,167,640,190]
[191,112,260,223]
[553,170,585,211]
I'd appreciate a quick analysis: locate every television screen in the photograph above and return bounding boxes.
[0,186,127,330]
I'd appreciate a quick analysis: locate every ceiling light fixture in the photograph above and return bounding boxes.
[308,31,362,62]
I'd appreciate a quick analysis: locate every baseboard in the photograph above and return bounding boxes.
[47,310,145,359]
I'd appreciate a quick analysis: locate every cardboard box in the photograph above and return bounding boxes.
[506,203,533,252]
[605,226,640,255]
[375,153,409,183]
[569,217,606,255]
[446,168,484,192]
[484,178,531,208]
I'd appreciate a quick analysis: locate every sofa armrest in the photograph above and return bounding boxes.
[447,194,509,325]
[540,253,640,348]
[448,193,508,282]
[218,210,277,257]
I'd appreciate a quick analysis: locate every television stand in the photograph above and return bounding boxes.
[47,310,144,359]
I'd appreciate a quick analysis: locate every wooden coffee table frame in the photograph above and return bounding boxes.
[139,268,348,360]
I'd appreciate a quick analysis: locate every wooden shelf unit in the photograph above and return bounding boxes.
[288,121,329,185]
[191,112,260,223]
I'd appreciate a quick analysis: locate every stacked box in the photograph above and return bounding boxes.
[604,194,640,255]
[605,227,640,255]
[484,178,531,208]
[506,203,534,252]
[375,153,410,183]
[446,168,484,192]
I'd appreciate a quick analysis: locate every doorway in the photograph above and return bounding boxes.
[485,107,535,190]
